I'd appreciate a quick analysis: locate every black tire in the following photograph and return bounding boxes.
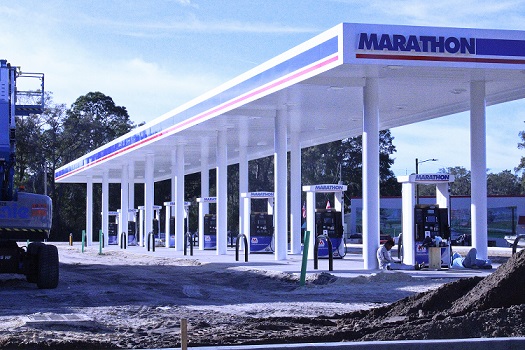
[25,242,44,283]
[36,244,59,289]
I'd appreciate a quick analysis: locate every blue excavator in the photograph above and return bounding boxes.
[0,59,58,289]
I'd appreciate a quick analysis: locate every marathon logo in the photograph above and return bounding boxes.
[314,185,344,191]
[415,174,450,181]
[251,192,274,198]
[358,33,475,55]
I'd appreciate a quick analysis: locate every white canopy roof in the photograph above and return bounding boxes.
[56,23,525,183]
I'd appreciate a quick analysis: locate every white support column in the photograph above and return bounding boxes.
[144,153,154,245]
[216,129,228,255]
[401,182,415,265]
[239,123,248,238]
[175,144,185,251]
[362,77,380,270]
[168,150,176,249]
[306,191,315,259]
[129,161,135,220]
[199,138,209,250]
[243,196,251,253]
[274,108,288,260]
[289,131,302,255]
[120,164,129,242]
[470,80,488,259]
[101,171,109,247]
[86,176,93,246]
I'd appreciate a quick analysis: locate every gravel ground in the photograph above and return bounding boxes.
[0,244,522,349]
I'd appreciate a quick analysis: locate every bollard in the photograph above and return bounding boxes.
[180,318,188,350]
[81,230,86,253]
[235,233,248,262]
[313,234,333,271]
[120,232,127,249]
[69,233,73,246]
[99,230,103,255]
[147,232,155,252]
[300,230,310,286]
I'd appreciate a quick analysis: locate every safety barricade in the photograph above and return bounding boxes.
[314,234,333,271]
[235,233,248,262]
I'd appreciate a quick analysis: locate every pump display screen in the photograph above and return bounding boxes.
[426,216,436,223]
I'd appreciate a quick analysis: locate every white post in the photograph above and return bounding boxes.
[144,153,154,245]
[199,138,209,250]
[289,131,302,254]
[216,129,228,255]
[239,132,248,238]
[120,164,129,244]
[175,144,185,251]
[102,171,109,247]
[129,161,135,229]
[362,77,380,270]
[243,195,251,254]
[401,182,415,265]
[274,108,288,260]
[306,190,315,259]
[470,80,488,259]
[86,176,93,246]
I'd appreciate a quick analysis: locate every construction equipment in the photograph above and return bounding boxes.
[0,59,58,289]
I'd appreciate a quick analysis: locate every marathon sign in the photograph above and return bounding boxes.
[197,197,217,203]
[247,192,274,198]
[358,33,475,54]
[303,184,347,193]
[408,173,455,183]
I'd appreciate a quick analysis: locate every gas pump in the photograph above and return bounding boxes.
[414,204,451,268]
[315,208,344,258]
[107,211,119,245]
[241,192,274,253]
[164,201,176,248]
[303,184,347,259]
[127,209,138,246]
[397,173,455,268]
[152,205,162,246]
[197,197,217,250]
[164,201,192,248]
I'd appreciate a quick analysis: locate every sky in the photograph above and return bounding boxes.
[2,0,525,176]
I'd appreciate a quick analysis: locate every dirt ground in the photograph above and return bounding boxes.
[0,244,523,349]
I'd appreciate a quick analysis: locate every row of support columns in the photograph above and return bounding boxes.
[83,78,489,266]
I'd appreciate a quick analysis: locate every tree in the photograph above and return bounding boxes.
[487,170,522,195]
[516,125,525,192]
[302,130,400,204]
[62,92,134,162]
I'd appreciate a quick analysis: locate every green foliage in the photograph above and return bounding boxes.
[16,92,136,240]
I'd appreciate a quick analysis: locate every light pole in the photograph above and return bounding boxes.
[415,158,438,205]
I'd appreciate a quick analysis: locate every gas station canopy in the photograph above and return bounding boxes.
[55,23,525,183]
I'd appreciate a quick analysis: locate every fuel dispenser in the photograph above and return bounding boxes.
[107,211,119,245]
[315,208,344,257]
[137,205,162,247]
[197,197,216,250]
[397,173,455,268]
[127,209,138,246]
[164,201,192,248]
[414,204,450,267]
[303,184,347,259]
[241,192,275,253]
